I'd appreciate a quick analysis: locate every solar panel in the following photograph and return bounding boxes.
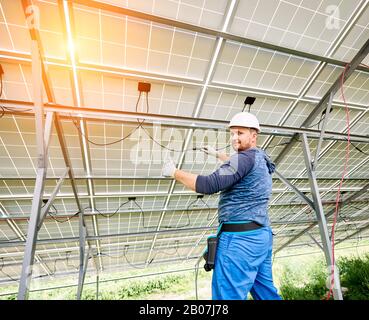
[0,0,368,298]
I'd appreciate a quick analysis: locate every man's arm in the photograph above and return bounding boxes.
[217,152,230,162]
[174,169,198,192]
[201,146,230,162]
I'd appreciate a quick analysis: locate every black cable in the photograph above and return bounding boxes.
[70,92,190,152]
[133,199,153,229]
[265,141,295,149]
[303,113,326,129]
[349,141,369,156]
[135,91,146,126]
[137,93,192,153]
[148,240,180,265]
[265,135,301,149]
[0,258,18,282]
[65,251,79,270]
[69,91,144,146]
[2,106,33,113]
[47,205,80,223]
[122,245,146,269]
[188,196,213,221]
[71,114,141,147]
[69,90,234,154]
[160,207,191,229]
[50,251,79,275]
[138,122,189,153]
[0,106,33,120]
[87,200,131,219]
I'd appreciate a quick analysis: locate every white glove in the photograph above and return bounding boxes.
[162,157,177,177]
[200,145,218,157]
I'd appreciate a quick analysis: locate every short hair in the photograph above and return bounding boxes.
[249,128,258,135]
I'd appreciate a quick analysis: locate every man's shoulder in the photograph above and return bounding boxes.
[238,147,259,157]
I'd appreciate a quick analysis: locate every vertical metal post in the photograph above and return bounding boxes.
[301,133,343,300]
[17,41,47,300]
[96,274,99,300]
[76,242,89,299]
[53,113,94,300]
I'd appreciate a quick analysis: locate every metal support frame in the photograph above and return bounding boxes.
[76,247,90,299]
[300,133,343,300]
[58,0,103,282]
[274,161,369,255]
[17,41,51,300]
[306,232,324,252]
[144,0,239,267]
[96,274,99,300]
[54,113,97,299]
[194,254,203,300]
[312,92,334,170]
[274,37,369,166]
[2,213,369,249]
[336,222,369,245]
[3,99,369,144]
[2,51,369,112]
[274,170,315,210]
[38,167,69,230]
[71,0,369,73]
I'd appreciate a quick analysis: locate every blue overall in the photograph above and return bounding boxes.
[196,147,282,300]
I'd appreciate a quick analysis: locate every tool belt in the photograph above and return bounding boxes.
[203,221,263,272]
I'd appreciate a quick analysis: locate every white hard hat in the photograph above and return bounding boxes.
[228,112,261,133]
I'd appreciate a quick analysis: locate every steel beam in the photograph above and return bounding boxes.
[2,214,369,249]
[76,247,90,299]
[18,41,47,300]
[71,0,369,73]
[336,221,369,245]
[274,37,369,166]
[306,232,324,251]
[0,175,366,181]
[21,0,55,102]
[300,133,343,300]
[0,184,365,201]
[59,0,104,279]
[54,113,98,299]
[2,99,369,143]
[275,168,369,255]
[313,92,334,170]
[274,170,315,210]
[38,167,69,230]
[2,50,369,112]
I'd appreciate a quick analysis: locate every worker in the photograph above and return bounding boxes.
[161,112,282,300]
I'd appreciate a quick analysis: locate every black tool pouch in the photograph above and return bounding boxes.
[203,235,218,272]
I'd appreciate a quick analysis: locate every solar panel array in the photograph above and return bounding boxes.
[0,0,368,289]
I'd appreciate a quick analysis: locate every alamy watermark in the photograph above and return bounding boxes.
[25,5,40,30]
[325,5,340,30]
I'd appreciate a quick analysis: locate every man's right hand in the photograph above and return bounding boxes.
[200,145,218,157]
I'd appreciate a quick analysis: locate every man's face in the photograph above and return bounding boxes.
[230,127,257,152]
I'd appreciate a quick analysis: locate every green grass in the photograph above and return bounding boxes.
[1,241,368,300]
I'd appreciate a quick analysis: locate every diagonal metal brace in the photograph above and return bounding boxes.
[312,92,334,170]
[274,169,315,210]
[301,133,343,300]
[37,167,70,230]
